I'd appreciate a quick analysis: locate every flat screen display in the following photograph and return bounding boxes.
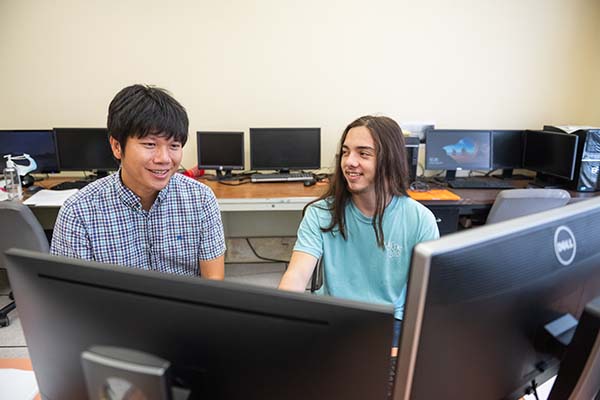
[54,128,118,171]
[523,130,578,180]
[491,130,524,169]
[0,130,59,173]
[425,129,491,171]
[196,131,244,170]
[250,128,320,171]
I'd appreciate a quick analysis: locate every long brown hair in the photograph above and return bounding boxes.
[308,115,410,248]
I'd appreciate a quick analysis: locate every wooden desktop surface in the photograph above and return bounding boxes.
[32,176,507,204]
[32,176,599,207]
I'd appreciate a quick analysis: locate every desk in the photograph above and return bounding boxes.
[28,177,600,236]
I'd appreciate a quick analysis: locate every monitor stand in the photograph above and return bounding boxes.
[94,170,110,179]
[529,173,569,189]
[434,170,456,182]
[21,173,35,188]
[500,169,514,179]
[215,169,239,181]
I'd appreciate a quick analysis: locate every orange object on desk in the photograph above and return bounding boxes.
[407,189,461,201]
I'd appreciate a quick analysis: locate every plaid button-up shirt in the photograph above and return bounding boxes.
[50,172,225,276]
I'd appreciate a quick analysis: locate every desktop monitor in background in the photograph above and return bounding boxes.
[491,130,524,178]
[250,128,321,172]
[523,130,579,188]
[196,131,244,180]
[6,249,394,400]
[54,128,118,178]
[0,130,59,173]
[394,197,600,400]
[425,129,491,180]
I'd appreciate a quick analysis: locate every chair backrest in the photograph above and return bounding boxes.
[486,188,571,224]
[0,202,49,267]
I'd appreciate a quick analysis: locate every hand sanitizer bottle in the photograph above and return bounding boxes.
[3,156,23,201]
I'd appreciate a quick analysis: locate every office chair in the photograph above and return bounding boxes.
[0,201,49,327]
[309,257,324,293]
[486,188,571,224]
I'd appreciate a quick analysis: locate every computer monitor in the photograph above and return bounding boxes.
[394,197,600,399]
[548,295,600,399]
[523,130,579,187]
[196,131,244,180]
[250,128,321,172]
[491,130,524,178]
[54,128,118,177]
[5,249,394,400]
[425,129,491,180]
[0,130,59,173]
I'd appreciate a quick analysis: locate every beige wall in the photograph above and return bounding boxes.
[1,0,599,170]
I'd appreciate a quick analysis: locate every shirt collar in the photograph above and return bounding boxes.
[348,195,399,223]
[114,169,173,211]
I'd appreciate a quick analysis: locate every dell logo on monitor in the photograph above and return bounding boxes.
[554,226,576,266]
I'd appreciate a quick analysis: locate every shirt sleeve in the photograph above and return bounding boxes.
[293,204,325,260]
[394,202,440,320]
[198,188,226,260]
[417,205,441,242]
[50,202,93,260]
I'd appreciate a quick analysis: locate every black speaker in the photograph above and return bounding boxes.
[405,136,420,183]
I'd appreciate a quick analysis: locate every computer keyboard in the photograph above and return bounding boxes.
[50,180,90,190]
[251,173,313,183]
[447,178,514,189]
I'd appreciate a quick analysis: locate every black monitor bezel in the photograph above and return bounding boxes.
[395,197,600,399]
[522,130,579,181]
[249,127,321,171]
[491,129,525,170]
[6,249,394,400]
[196,131,245,171]
[53,127,118,172]
[0,129,60,173]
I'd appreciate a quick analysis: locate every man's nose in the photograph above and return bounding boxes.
[153,145,170,163]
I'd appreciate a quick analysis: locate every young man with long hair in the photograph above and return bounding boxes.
[279,115,439,349]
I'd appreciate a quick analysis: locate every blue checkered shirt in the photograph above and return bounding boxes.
[50,172,226,276]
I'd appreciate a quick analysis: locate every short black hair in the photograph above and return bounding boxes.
[107,84,189,151]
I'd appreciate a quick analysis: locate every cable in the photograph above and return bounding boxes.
[524,379,540,400]
[245,238,290,263]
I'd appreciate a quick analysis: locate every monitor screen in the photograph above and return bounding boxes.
[491,130,524,170]
[6,250,394,400]
[523,130,579,181]
[425,129,491,171]
[54,128,118,171]
[0,130,59,173]
[196,131,244,171]
[394,197,600,399]
[250,128,321,171]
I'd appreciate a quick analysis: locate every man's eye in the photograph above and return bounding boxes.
[170,143,182,150]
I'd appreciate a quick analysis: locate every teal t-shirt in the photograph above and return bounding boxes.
[294,196,440,319]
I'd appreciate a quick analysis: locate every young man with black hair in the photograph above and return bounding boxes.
[51,84,225,279]
[279,115,439,350]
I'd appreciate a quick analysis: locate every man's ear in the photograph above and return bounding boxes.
[109,137,122,160]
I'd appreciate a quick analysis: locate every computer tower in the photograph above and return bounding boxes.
[570,129,600,192]
[544,126,600,192]
[405,136,420,183]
